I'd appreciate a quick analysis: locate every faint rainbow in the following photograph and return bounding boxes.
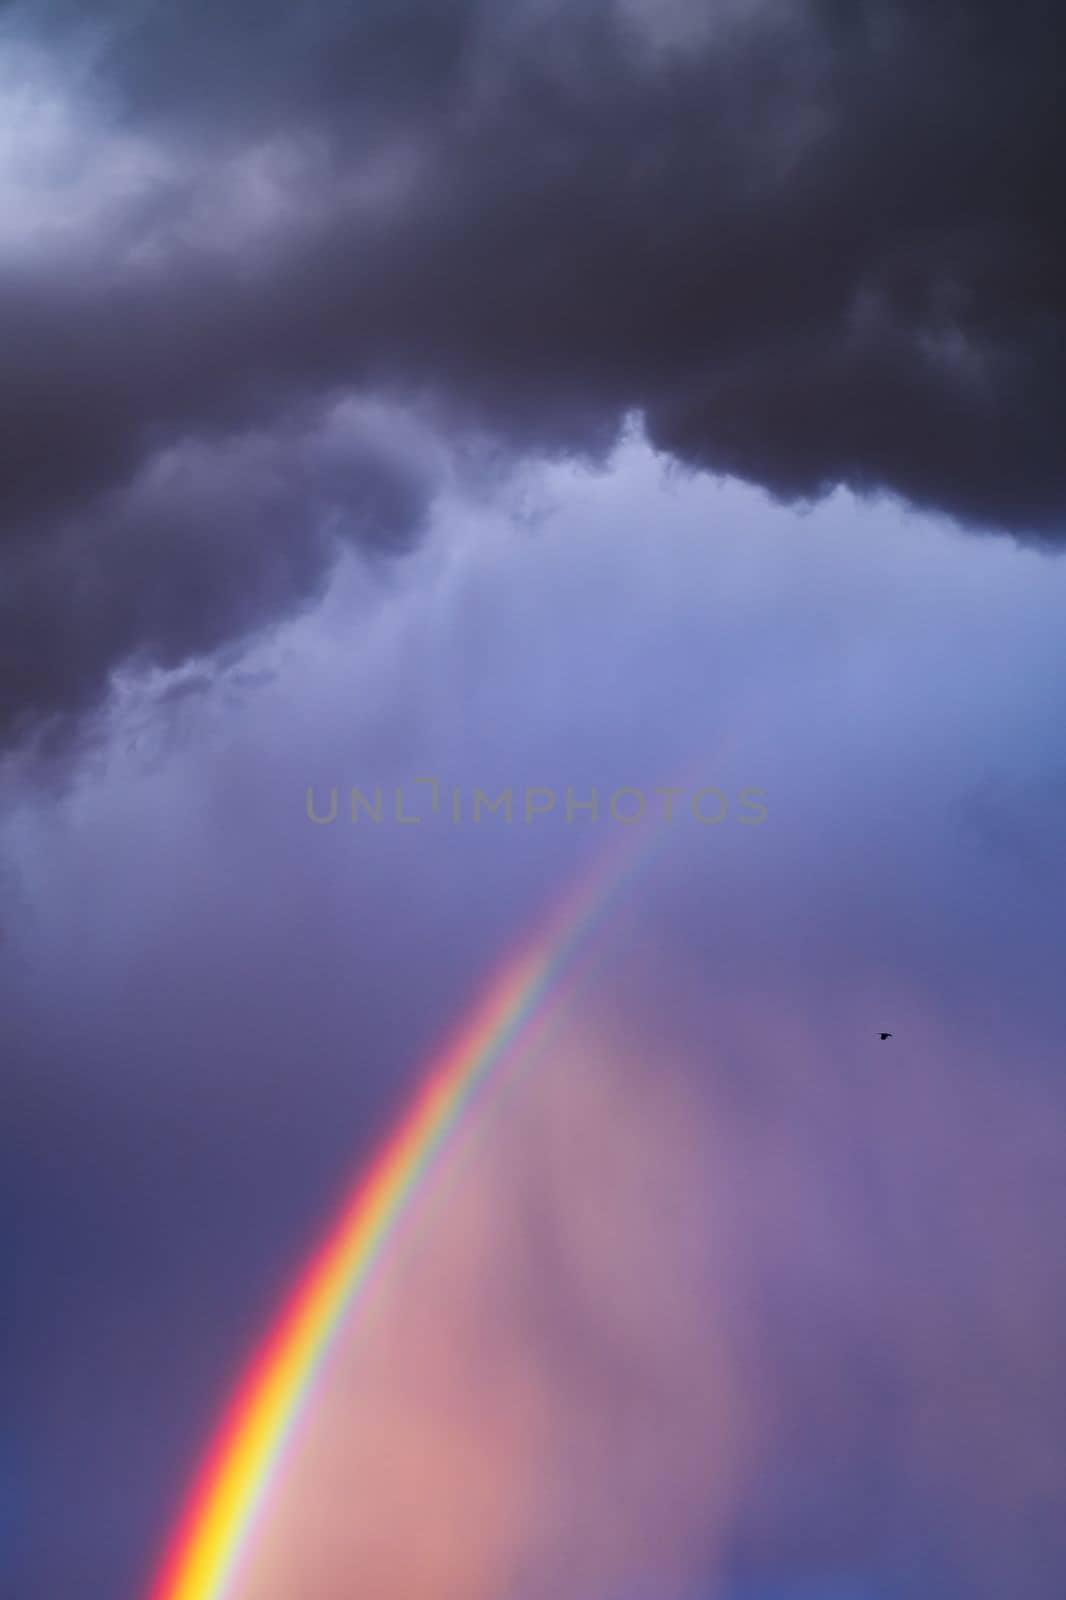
[149,815,669,1600]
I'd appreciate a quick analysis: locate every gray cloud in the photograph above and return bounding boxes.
[0,396,439,751]
[2,0,1065,745]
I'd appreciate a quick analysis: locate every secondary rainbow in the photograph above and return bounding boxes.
[149,824,660,1600]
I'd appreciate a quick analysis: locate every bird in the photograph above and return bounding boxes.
[879,1032,892,1040]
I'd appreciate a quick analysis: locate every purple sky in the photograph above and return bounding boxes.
[3,6,1066,1598]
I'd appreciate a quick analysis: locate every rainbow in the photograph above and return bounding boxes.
[149,824,663,1600]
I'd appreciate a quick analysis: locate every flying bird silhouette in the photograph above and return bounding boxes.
[879,1032,892,1040]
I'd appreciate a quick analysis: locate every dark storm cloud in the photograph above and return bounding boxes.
[2,0,1065,742]
[0,397,437,751]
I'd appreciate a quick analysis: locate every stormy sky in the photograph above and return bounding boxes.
[3,4,1066,1598]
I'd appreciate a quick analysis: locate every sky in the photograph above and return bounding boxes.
[2,3,1065,1598]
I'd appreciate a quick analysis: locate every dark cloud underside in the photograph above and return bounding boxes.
[2,0,1064,743]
